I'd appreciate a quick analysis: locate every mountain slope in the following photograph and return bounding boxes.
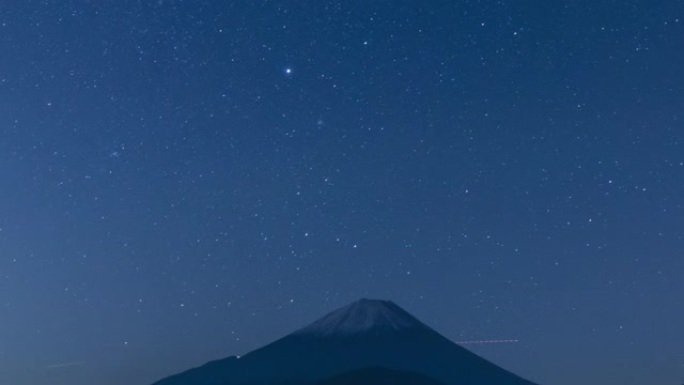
[152,298,538,385]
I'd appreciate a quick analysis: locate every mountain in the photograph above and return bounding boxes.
[151,298,539,385]
[314,367,445,385]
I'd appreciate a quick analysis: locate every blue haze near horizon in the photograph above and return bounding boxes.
[0,1,683,385]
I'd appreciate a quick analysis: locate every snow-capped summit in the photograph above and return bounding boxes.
[293,298,430,336]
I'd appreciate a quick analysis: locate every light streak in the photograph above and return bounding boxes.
[455,339,519,345]
[46,361,86,369]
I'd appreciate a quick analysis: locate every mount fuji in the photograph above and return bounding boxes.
[151,298,539,385]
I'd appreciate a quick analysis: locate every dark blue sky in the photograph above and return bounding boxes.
[1,1,683,384]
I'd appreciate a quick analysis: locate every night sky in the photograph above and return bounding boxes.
[1,1,683,385]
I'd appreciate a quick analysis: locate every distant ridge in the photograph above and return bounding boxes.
[314,366,445,385]
[152,298,539,385]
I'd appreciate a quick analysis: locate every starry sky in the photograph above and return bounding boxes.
[1,1,683,385]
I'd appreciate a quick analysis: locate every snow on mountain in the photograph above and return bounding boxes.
[293,298,430,336]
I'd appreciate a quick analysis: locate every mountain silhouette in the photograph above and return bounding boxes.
[152,298,539,385]
[313,366,445,385]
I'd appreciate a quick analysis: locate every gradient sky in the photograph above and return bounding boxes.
[1,1,683,385]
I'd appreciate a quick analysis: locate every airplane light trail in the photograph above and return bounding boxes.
[45,361,86,369]
[455,339,519,345]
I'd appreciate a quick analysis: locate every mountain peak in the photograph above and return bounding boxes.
[293,298,429,336]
